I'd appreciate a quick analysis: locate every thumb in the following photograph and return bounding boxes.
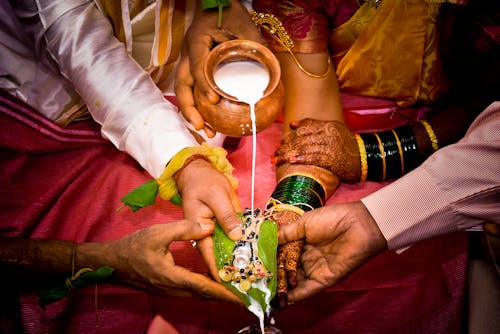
[216,210,243,241]
[278,218,306,245]
[168,219,215,242]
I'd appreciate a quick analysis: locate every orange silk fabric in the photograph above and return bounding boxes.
[254,0,465,107]
[332,0,450,107]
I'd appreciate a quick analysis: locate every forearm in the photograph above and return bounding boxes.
[0,237,73,274]
[277,52,344,135]
[13,0,197,178]
[363,101,500,249]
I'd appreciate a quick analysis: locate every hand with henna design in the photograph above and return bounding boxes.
[266,206,305,310]
[274,119,361,183]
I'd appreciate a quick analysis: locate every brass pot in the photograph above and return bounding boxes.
[194,39,284,137]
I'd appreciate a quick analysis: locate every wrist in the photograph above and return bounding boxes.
[353,201,388,253]
[76,242,114,272]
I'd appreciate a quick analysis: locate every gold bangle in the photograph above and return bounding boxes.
[420,120,439,151]
[391,129,405,176]
[354,134,368,182]
[373,132,386,181]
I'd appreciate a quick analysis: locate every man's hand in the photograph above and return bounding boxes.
[79,221,242,304]
[174,158,242,279]
[278,202,388,302]
[175,0,266,137]
[274,119,361,182]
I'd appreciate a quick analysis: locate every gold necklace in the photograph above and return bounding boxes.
[250,10,331,79]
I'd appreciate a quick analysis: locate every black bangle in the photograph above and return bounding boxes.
[394,124,420,174]
[360,133,384,181]
[378,130,402,180]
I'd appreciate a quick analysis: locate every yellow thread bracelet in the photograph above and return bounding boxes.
[156,142,238,201]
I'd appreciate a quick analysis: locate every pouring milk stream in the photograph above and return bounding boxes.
[213,60,273,332]
[213,60,270,215]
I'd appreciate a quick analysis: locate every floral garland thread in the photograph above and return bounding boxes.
[120,142,237,211]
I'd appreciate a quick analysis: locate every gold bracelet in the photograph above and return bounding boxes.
[373,132,386,181]
[391,129,405,176]
[420,120,439,151]
[354,134,368,182]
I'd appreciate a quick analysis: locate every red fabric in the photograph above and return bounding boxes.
[0,90,467,333]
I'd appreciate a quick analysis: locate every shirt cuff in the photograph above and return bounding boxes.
[123,103,198,178]
[361,167,459,250]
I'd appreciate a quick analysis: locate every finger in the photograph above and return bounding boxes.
[289,154,334,172]
[196,236,219,281]
[287,279,326,302]
[288,118,319,134]
[165,219,215,242]
[187,36,219,103]
[171,266,243,305]
[222,1,268,45]
[205,190,243,241]
[202,123,217,138]
[278,219,307,244]
[284,240,304,289]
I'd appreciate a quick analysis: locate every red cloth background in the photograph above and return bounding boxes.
[0,90,467,333]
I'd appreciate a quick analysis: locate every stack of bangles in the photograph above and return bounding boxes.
[354,120,439,182]
[266,173,326,212]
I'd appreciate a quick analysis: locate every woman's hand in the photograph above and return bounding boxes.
[278,202,387,302]
[175,0,266,137]
[79,221,242,304]
[274,119,361,182]
[174,158,242,280]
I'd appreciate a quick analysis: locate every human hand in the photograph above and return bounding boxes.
[274,119,361,182]
[278,202,388,302]
[266,206,304,310]
[175,0,266,137]
[174,158,242,279]
[78,221,242,304]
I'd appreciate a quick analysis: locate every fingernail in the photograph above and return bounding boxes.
[199,222,214,231]
[227,227,243,240]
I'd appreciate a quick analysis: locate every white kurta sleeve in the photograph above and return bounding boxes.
[362,101,500,250]
[12,0,197,178]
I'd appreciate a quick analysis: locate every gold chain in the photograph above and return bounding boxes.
[249,10,331,79]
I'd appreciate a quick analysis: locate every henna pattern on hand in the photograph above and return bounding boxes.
[275,119,361,182]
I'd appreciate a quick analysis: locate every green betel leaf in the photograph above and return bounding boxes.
[200,0,231,28]
[254,220,278,299]
[201,0,218,10]
[39,266,115,305]
[213,222,250,305]
[213,214,278,313]
[119,180,158,212]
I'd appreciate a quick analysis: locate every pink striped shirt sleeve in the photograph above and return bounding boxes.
[362,101,500,250]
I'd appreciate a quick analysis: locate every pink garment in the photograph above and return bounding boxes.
[363,101,500,250]
[0,90,467,333]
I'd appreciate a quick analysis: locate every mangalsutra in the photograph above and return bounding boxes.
[249,10,331,79]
